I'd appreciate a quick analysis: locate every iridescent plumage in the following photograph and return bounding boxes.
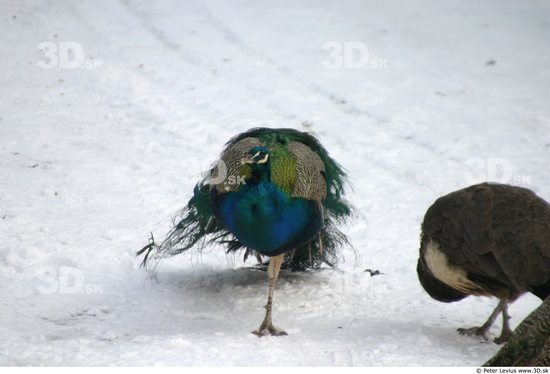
[138,127,353,334]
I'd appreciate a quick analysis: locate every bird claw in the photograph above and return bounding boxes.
[457,326,512,344]
[457,326,489,339]
[493,331,512,344]
[252,323,288,337]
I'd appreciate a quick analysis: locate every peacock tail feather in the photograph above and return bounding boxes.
[138,127,354,271]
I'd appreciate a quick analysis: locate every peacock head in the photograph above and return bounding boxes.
[241,146,271,168]
[240,146,271,183]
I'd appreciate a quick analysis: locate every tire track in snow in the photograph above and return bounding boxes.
[118,0,309,128]
[180,2,469,193]
[114,1,453,195]
[194,3,442,152]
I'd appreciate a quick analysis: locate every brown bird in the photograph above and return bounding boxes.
[485,296,549,366]
[417,182,550,343]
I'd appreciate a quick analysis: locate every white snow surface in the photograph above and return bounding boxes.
[1,0,550,366]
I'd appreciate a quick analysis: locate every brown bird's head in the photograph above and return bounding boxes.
[416,254,469,303]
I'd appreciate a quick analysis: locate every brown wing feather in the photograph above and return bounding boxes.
[423,184,516,297]
[423,183,550,299]
[287,141,326,202]
[489,184,550,293]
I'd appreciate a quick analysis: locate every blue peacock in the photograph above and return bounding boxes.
[138,127,353,336]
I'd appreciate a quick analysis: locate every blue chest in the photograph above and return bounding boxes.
[212,181,322,256]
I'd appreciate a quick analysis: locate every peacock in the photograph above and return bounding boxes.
[484,295,549,366]
[417,183,550,343]
[138,127,353,336]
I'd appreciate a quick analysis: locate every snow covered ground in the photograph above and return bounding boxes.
[1,0,549,366]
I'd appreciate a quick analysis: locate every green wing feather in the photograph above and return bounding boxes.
[138,127,354,271]
[269,145,297,195]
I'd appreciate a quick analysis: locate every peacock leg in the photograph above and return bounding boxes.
[458,299,505,339]
[494,301,512,344]
[253,254,287,337]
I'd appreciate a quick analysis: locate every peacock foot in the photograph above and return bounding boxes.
[493,329,512,344]
[457,326,489,339]
[252,320,287,337]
